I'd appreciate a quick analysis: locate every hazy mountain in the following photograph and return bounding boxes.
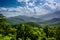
[8,15,42,24]
[7,11,60,25]
[38,11,60,20]
[40,18,60,26]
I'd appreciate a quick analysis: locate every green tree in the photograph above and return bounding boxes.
[56,26,60,40]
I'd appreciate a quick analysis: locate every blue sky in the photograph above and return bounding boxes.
[0,0,60,17]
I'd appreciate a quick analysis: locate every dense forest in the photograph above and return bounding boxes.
[0,14,60,40]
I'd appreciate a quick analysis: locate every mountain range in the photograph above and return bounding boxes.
[7,11,60,25]
[8,15,42,24]
[37,11,60,20]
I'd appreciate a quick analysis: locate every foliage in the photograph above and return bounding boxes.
[0,14,60,40]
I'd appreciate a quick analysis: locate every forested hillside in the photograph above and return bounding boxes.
[0,14,60,40]
[7,15,42,25]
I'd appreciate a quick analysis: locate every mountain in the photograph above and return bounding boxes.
[39,11,60,20]
[40,18,60,26]
[7,15,42,24]
[7,11,60,25]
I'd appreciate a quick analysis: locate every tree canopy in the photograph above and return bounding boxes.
[0,14,60,40]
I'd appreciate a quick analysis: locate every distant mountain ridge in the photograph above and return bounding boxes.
[40,18,60,26]
[7,11,60,25]
[38,11,60,20]
[8,15,42,24]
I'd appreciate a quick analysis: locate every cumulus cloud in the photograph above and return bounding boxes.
[17,0,30,2]
[28,2,35,7]
[0,6,49,17]
[0,0,60,17]
[44,0,60,10]
[46,0,55,3]
[17,0,60,10]
[44,2,57,10]
[34,7,49,15]
[0,8,8,11]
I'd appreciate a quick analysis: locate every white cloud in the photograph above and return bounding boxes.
[17,0,60,10]
[0,0,60,17]
[0,6,49,17]
[40,3,42,5]
[44,2,57,10]
[34,7,49,15]
[28,2,35,6]
[0,7,8,11]
[17,0,30,2]
[56,3,60,10]
[43,0,60,10]
[46,0,55,3]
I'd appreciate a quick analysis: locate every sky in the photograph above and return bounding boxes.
[0,0,60,17]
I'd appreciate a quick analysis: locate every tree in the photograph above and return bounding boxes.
[56,26,60,40]
[0,14,11,35]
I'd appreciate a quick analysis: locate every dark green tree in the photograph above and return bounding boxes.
[56,26,60,40]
